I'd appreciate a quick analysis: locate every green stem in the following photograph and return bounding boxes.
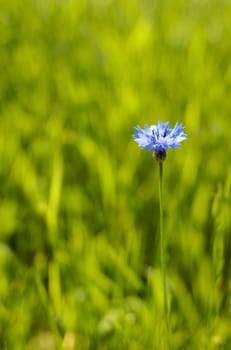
[35,270,64,350]
[159,161,171,348]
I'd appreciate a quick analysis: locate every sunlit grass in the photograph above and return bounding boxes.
[0,0,231,349]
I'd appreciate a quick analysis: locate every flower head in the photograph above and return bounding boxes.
[133,121,187,160]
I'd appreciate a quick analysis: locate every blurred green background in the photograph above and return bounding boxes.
[0,0,231,349]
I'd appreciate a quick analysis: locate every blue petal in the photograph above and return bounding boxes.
[132,121,187,153]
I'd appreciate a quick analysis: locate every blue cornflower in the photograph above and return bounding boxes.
[133,121,187,160]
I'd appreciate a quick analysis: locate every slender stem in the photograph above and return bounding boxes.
[35,270,64,350]
[159,161,171,348]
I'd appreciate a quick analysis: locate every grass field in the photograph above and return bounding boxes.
[0,0,231,349]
